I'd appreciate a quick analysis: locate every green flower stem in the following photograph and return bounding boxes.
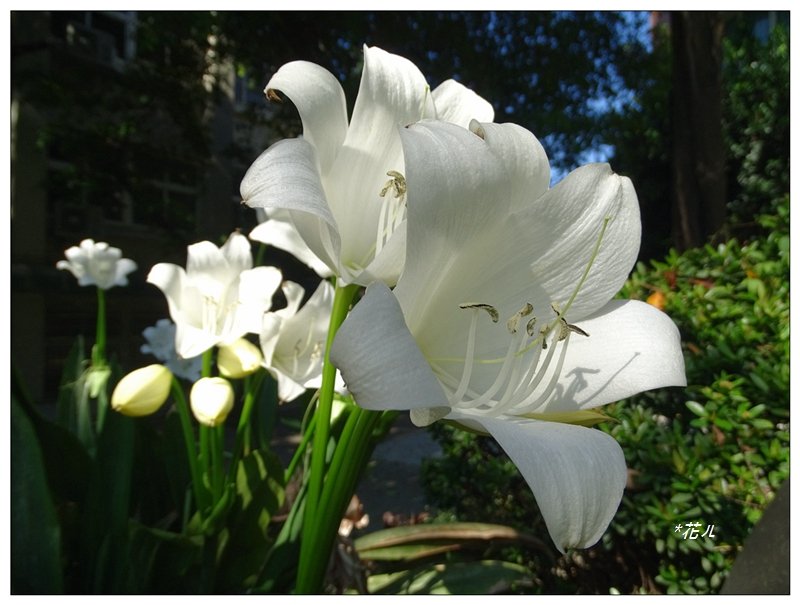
[211,424,225,502]
[298,408,395,593]
[199,425,211,499]
[227,370,267,478]
[93,287,108,435]
[284,408,316,484]
[202,349,214,379]
[296,281,359,593]
[92,287,107,366]
[171,376,210,518]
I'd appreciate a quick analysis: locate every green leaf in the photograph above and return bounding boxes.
[356,522,550,563]
[128,523,205,594]
[215,448,286,590]
[685,401,708,417]
[366,560,532,595]
[11,397,64,594]
[80,410,136,592]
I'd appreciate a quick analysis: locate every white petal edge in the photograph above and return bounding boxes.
[432,79,495,127]
[266,59,348,174]
[459,415,627,553]
[330,282,448,411]
[249,218,333,278]
[240,138,341,275]
[537,299,686,413]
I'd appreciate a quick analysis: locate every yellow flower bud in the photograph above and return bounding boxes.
[190,377,234,427]
[217,338,263,379]
[111,364,172,417]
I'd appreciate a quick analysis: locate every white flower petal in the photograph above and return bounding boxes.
[236,266,283,335]
[539,299,687,412]
[113,258,138,287]
[249,217,333,278]
[175,321,220,360]
[275,372,308,403]
[518,163,641,320]
[241,138,340,274]
[265,59,348,174]
[220,231,254,275]
[147,263,189,325]
[344,45,435,151]
[259,313,283,368]
[394,120,549,331]
[432,79,495,127]
[462,415,627,553]
[279,280,306,317]
[331,282,449,411]
[355,220,406,288]
[323,46,434,281]
[186,241,235,299]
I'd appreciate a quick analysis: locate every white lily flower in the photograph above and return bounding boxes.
[141,318,203,382]
[331,120,686,553]
[147,232,282,359]
[260,279,336,402]
[241,45,494,287]
[57,238,137,290]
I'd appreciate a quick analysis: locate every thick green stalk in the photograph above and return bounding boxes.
[299,408,397,592]
[296,281,359,593]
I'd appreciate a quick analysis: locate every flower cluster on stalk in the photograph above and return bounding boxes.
[72,43,686,557]
[241,45,686,553]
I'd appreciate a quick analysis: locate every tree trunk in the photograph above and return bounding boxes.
[671,12,727,250]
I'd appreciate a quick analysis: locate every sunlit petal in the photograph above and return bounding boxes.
[461,415,627,553]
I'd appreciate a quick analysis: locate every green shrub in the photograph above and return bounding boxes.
[421,197,789,594]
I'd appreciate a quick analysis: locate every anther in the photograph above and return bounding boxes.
[567,323,590,338]
[459,302,499,323]
[506,302,534,334]
[379,170,406,200]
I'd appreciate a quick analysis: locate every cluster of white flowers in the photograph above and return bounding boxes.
[59,45,687,554]
[241,45,686,553]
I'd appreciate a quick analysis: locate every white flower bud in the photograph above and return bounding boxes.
[190,377,234,427]
[217,338,263,379]
[111,364,172,417]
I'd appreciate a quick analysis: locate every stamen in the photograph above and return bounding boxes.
[512,329,572,414]
[458,325,527,409]
[506,302,533,334]
[557,216,611,318]
[376,170,407,255]
[437,217,610,415]
[450,308,480,404]
[459,302,499,323]
[490,327,561,416]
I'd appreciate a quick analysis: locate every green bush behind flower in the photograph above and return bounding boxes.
[421,195,789,594]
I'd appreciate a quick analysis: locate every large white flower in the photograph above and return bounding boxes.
[57,238,137,290]
[260,279,335,402]
[147,232,282,359]
[241,45,494,287]
[331,120,686,553]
